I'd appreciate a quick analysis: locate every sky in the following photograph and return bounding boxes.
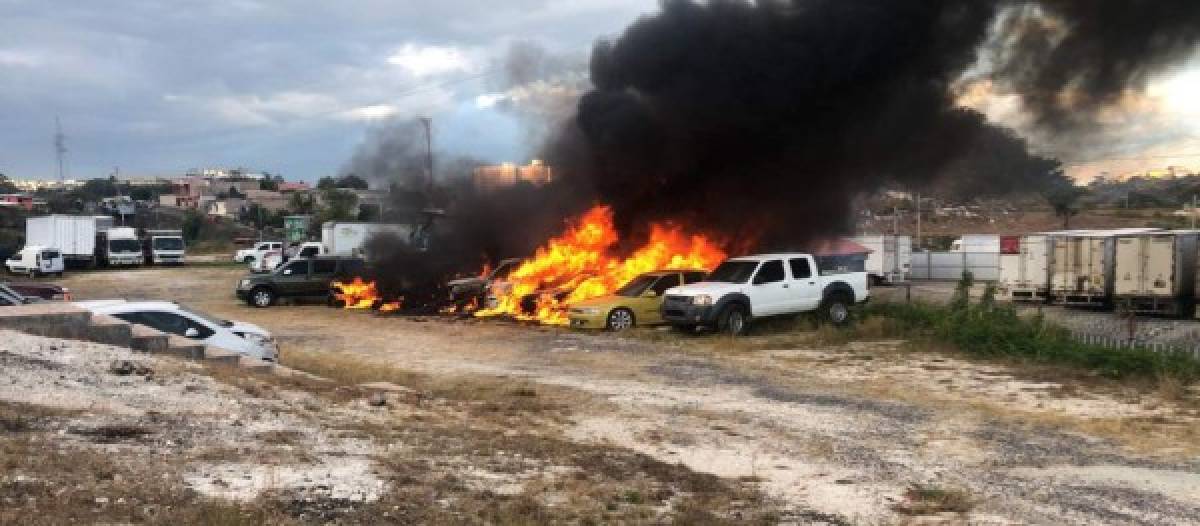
[2,0,1199,184]
[0,0,652,182]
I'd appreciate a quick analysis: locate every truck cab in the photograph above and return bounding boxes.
[661,253,869,335]
[143,230,186,265]
[96,227,143,266]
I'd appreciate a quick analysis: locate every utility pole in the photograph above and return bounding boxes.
[419,117,434,194]
[54,117,67,182]
[892,205,899,236]
[915,191,922,250]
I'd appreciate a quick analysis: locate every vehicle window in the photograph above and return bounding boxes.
[651,275,680,295]
[707,261,759,283]
[684,271,707,284]
[615,275,658,297]
[299,246,319,258]
[339,259,364,275]
[789,258,812,279]
[42,250,61,260]
[313,259,337,274]
[153,238,184,250]
[176,305,234,328]
[277,261,308,276]
[753,260,785,284]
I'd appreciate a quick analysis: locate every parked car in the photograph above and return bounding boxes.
[5,282,70,300]
[0,284,40,306]
[568,270,708,331]
[5,246,65,277]
[447,258,522,311]
[236,256,366,307]
[661,253,869,335]
[75,300,279,361]
[233,241,283,264]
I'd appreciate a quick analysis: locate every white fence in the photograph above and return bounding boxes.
[909,251,1000,281]
[1070,331,1200,360]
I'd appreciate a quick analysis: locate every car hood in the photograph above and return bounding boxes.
[664,282,747,298]
[570,295,624,309]
[230,321,272,339]
[447,276,485,287]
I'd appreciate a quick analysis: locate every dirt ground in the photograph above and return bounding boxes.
[23,265,1200,523]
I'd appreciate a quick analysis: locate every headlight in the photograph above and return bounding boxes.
[242,332,271,345]
[692,295,713,306]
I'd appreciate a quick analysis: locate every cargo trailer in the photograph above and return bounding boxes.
[1112,231,1199,318]
[852,235,911,285]
[1046,229,1162,307]
[999,234,1051,301]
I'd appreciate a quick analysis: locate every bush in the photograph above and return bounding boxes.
[862,275,1200,382]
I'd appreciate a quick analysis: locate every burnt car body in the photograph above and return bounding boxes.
[5,282,71,301]
[447,258,522,311]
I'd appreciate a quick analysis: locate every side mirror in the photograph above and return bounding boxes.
[184,327,200,338]
[642,290,658,298]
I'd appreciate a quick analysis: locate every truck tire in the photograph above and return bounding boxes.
[250,287,275,308]
[821,293,852,326]
[606,308,636,331]
[717,304,749,336]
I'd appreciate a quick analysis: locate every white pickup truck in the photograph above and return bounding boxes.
[661,253,869,335]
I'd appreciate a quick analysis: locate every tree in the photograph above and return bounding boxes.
[288,191,315,214]
[182,209,205,241]
[259,177,279,191]
[321,189,358,221]
[335,174,369,190]
[1045,182,1086,229]
[316,176,337,190]
[227,186,245,199]
[0,173,16,194]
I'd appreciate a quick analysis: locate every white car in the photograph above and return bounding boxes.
[661,252,869,335]
[6,246,65,277]
[234,241,283,264]
[75,300,279,361]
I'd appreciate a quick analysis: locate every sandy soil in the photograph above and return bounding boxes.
[46,266,1200,524]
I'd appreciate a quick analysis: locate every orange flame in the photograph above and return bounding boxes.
[379,301,402,313]
[332,277,379,309]
[476,205,726,325]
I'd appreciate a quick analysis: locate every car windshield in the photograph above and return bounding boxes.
[177,304,233,328]
[706,261,760,283]
[42,251,60,259]
[154,237,184,250]
[615,275,658,297]
[110,239,141,252]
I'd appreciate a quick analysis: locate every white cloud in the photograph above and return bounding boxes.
[0,49,41,67]
[386,44,475,77]
[341,104,400,121]
[475,93,505,108]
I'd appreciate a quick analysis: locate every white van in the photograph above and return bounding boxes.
[5,246,65,277]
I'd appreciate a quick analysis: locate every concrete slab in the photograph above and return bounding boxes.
[202,347,241,365]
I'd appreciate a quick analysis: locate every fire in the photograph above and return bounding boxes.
[379,301,402,313]
[476,205,726,325]
[332,277,379,309]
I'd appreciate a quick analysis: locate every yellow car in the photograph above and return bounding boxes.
[567,270,708,331]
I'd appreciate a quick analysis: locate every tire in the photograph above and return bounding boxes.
[717,304,749,336]
[605,308,636,332]
[250,287,275,308]
[822,293,852,326]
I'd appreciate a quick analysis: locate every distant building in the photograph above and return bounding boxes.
[205,198,245,218]
[278,181,311,193]
[0,193,37,211]
[242,189,288,212]
[473,160,553,192]
[165,176,210,209]
[11,179,84,191]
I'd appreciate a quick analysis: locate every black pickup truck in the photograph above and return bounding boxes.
[235,256,365,307]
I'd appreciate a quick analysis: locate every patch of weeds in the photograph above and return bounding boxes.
[892,485,974,515]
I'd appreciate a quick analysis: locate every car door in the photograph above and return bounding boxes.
[308,259,338,296]
[635,274,681,324]
[274,260,311,296]
[788,257,822,311]
[749,260,790,316]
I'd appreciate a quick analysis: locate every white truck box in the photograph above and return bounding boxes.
[852,235,911,284]
[999,234,1052,300]
[951,235,1000,253]
[320,222,413,257]
[1112,231,1198,317]
[25,215,112,263]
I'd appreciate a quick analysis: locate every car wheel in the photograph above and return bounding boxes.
[606,308,635,331]
[717,304,749,336]
[250,287,275,308]
[823,293,852,326]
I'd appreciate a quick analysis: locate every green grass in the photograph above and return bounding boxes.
[860,278,1200,383]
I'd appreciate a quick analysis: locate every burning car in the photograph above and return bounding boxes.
[446,258,521,312]
[567,270,708,331]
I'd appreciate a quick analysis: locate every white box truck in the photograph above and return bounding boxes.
[24,215,113,266]
[141,229,186,265]
[852,235,911,285]
[96,227,144,266]
[320,222,413,257]
[1112,231,1198,318]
